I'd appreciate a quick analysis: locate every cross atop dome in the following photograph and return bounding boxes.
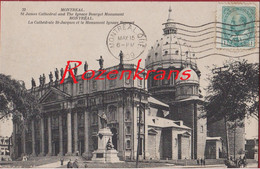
[167,6,174,23]
[163,6,177,35]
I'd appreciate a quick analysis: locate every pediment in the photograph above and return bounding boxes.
[148,128,158,135]
[39,87,71,104]
[181,131,191,137]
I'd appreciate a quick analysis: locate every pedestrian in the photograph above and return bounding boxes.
[73,159,79,168]
[200,158,203,166]
[203,158,206,165]
[84,163,88,168]
[197,158,200,165]
[67,159,72,168]
[60,157,64,166]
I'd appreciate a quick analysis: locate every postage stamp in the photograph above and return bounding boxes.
[106,22,147,61]
[217,5,256,48]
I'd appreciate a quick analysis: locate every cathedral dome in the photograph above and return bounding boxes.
[145,7,196,70]
[176,67,199,85]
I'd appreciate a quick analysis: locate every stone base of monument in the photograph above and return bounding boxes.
[91,127,122,163]
[105,149,122,163]
[91,149,122,163]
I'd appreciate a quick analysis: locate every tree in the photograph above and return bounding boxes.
[0,74,40,123]
[202,60,259,158]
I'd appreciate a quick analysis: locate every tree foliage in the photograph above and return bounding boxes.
[203,60,259,123]
[0,74,40,122]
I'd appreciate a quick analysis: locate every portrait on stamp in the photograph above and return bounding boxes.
[221,6,256,48]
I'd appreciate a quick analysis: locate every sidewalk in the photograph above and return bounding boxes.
[164,164,226,168]
[35,160,68,168]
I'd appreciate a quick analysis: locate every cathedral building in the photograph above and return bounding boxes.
[12,7,244,161]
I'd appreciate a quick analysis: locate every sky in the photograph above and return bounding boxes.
[0,1,259,138]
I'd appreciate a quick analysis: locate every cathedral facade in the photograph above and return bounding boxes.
[12,7,245,161]
[12,63,192,160]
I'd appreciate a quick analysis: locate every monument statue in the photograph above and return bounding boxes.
[99,112,107,128]
[119,51,123,65]
[106,138,114,150]
[42,74,46,85]
[31,78,36,89]
[49,72,53,82]
[96,56,104,70]
[91,112,121,163]
[74,63,78,75]
[60,68,64,79]
[39,75,42,86]
[55,68,59,81]
[84,61,88,72]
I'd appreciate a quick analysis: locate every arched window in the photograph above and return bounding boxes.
[187,87,192,95]
[126,140,131,149]
[126,126,131,134]
[126,110,131,121]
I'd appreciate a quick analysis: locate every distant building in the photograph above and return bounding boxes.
[207,119,245,159]
[245,138,258,160]
[0,136,12,161]
[205,137,223,159]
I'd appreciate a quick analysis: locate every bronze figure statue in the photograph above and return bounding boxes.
[84,61,88,72]
[99,112,107,128]
[42,74,46,85]
[31,78,36,89]
[96,56,104,70]
[55,68,59,81]
[49,72,53,82]
[60,68,64,79]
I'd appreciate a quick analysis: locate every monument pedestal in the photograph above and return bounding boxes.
[91,128,121,163]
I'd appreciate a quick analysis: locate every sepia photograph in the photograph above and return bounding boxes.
[0,1,259,168]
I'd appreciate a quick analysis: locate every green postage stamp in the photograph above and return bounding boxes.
[217,5,256,48]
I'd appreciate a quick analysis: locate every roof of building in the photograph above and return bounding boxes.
[206,137,222,141]
[145,8,197,70]
[147,116,190,130]
[173,96,203,103]
[148,97,169,107]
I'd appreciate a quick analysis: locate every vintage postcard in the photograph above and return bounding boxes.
[0,1,259,168]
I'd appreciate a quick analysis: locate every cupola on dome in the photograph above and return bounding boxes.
[145,6,197,71]
[176,67,199,85]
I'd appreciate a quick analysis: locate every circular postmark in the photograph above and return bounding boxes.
[106,22,147,61]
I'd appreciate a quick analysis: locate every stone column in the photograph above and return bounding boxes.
[22,124,26,156]
[73,112,78,155]
[58,114,63,156]
[82,110,90,159]
[31,120,36,156]
[39,117,45,156]
[66,110,72,155]
[47,115,52,156]
[118,106,124,159]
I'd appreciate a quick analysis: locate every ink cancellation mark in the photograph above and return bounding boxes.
[221,6,256,48]
[106,22,147,61]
